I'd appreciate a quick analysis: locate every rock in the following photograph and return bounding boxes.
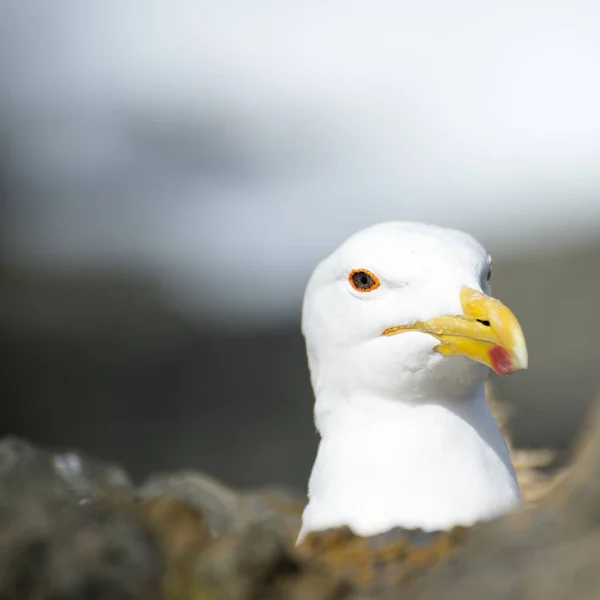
[297,525,465,593]
[547,396,600,521]
[236,488,304,540]
[197,520,348,600]
[140,473,303,539]
[141,496,213,600]
[140,471,240,536]
[0,436,134,501]
[0,438,163,600]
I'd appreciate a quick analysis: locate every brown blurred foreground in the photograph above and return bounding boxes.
[0,392,598,600]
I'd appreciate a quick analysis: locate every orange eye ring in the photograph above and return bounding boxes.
[349,269,380,292]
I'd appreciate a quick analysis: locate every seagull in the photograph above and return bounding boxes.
[297,221,528,543]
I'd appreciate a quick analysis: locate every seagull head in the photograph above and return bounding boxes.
[302,221,528,404]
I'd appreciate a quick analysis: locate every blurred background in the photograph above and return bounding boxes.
[0,0,599,491]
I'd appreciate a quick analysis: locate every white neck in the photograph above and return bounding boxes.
[299,385,520,542]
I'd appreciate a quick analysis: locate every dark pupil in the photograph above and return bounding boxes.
[355,272,372,289]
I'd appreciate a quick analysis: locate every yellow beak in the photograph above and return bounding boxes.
[383,287,528,376]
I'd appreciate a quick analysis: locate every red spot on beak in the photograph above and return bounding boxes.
[489,345,514,376]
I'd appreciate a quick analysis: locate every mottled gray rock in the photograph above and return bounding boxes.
[0,436,133,501]
[140,471,240,536]
[0,437,163,600]
[140,472,303,538]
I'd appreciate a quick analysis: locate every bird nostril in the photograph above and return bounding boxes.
[476,319,491,327]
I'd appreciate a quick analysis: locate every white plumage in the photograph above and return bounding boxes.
[298,222,527,543]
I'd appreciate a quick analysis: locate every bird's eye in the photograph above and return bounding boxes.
[349,269,380,292]
[486,266,492,283]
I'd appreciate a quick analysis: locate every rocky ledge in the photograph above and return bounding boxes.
[1,399,600,600]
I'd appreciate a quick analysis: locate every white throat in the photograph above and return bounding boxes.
[298,385,521,542]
